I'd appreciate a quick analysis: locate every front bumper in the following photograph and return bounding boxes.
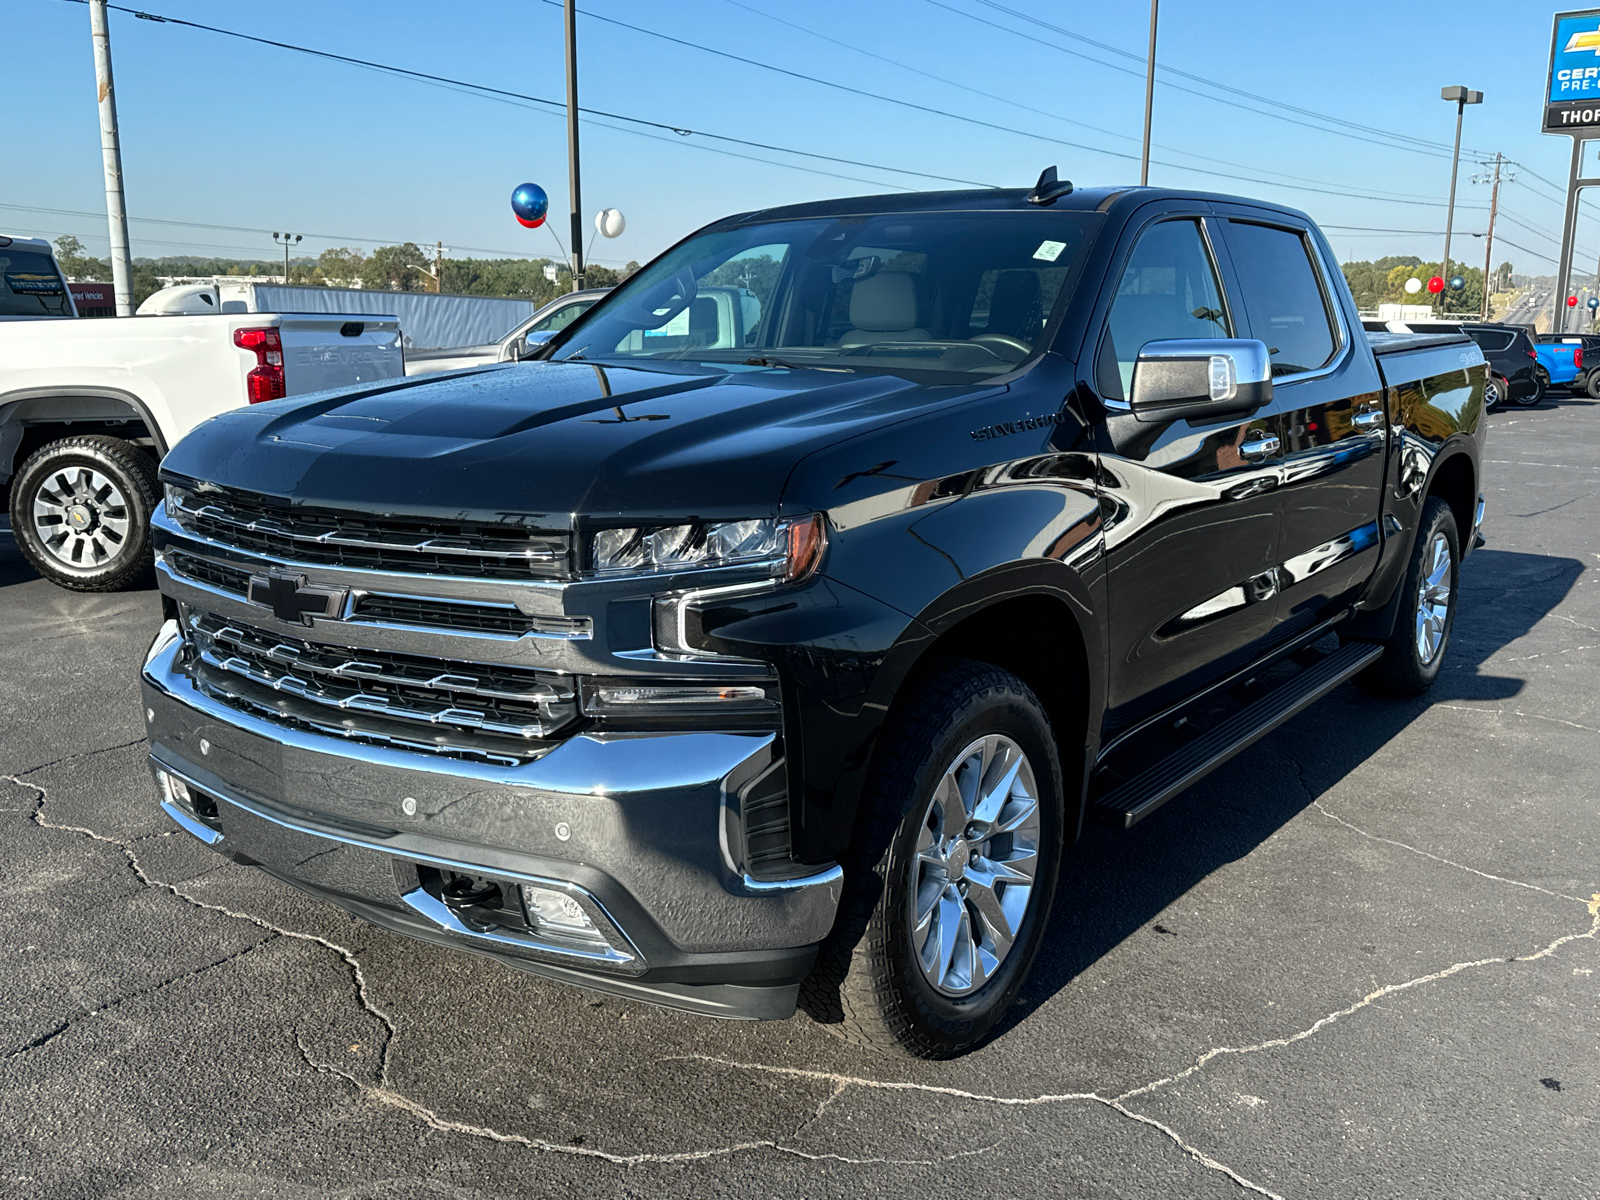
[140,624,841,1020]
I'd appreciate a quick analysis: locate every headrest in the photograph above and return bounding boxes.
[849,271,920,331]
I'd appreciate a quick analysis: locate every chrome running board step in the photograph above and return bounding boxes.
[1090,642,1383,830]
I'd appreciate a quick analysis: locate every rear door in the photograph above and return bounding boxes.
[1212,213,1387,637]
[1086,209,1286,734]
[277,315,405,395]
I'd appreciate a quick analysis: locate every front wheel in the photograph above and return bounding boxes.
[1354,497,1460,697]
[8,435,160,592]
[801,659,1065,1058]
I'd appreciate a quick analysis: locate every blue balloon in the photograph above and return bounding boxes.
[1448,275,1466,291]
[511,183,548,225]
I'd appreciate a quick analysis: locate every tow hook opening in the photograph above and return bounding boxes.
[421,866,520,933]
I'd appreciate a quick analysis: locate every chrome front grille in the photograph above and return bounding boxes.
[185,611,578,763]
[168,488,571,580]
[164,550,592,641]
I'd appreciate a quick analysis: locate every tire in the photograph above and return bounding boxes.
[1355,497,1459,698]
[800,659,1065,1058]
[1483,375,1504,410]
[8,435,160,592]
[1587,370,1600,400]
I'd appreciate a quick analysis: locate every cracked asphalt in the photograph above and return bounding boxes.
[2,397,1597,1200]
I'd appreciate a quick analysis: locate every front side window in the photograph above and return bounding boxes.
[1100,219,1230,398]
[530,301,593,334]
[1225,222,1338,376]
[552,213,1097,379]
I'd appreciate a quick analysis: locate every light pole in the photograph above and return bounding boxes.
[88,0,134,316]
[1438,85,1482,314]
[564,0,584,292]
[273,232,302,282]
[1139,0,1159,186]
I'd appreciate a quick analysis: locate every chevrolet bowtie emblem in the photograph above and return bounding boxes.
[1566,28,1600,53]
[246,570,348,627]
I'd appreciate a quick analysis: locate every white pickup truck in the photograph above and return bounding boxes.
[0,236,404,591]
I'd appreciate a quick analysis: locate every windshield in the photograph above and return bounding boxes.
[553,211,1096,377]
[0,249,72,317]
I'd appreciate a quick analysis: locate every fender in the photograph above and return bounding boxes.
[0,384,172,457]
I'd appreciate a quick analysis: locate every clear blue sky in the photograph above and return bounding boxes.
[5,0,1593,276]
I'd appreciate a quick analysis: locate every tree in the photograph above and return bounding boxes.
[316,246,366,286]
[52,235,110,282]
[361,243,430,292]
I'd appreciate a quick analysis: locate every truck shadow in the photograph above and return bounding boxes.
[988,546,1583,1044]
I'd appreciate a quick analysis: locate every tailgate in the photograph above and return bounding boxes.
[276,314,404,395]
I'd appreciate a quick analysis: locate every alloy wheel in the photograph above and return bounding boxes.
[1414,531,1452,665]
[30,467,131,569]
[909,734,1041,997]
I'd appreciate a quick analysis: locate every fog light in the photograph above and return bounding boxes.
[157,769,192,807]
[521,885,606,943]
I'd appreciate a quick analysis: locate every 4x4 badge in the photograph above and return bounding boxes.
[246,570,347,626]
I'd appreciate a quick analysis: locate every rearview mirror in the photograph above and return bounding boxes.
[1130,338,1272,424]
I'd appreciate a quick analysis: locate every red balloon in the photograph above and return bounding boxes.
[1569,295,1580,307]
[515,214,546,229]
[1426,276,1445,294]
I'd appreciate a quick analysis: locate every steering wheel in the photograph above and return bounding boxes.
[968,333,1032,359]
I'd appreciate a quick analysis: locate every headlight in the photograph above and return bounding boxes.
[163,483,194,518]
[587,515,825,581]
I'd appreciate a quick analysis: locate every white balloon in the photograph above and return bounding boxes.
[594,208,626,238]
[1404,277,1423,294]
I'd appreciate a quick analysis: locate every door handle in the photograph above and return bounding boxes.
[1352,410,1384,429]
[1239,433,1280,461]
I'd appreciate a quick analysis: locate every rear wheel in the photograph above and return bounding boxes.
[1516,370,1547,407]
[8,435,159,592]
[1483,375,1504,409]
[1586,370,1600,400]
[801,659,1064,1058]
[1355,497,1459,698]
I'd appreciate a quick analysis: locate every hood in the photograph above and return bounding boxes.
[163,361,996,525]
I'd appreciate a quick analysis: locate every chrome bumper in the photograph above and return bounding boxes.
[140,623,840,1019]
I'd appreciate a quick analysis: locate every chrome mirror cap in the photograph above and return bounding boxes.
[1129,338,1273,424]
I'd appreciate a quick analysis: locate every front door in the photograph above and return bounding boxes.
[1089,214,1285,736]
[1215,216,1387,638]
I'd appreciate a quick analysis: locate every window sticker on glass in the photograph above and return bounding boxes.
[1033,240,1068,263]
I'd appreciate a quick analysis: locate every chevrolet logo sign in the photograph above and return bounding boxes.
[1566,28,1600,54]
[246,570,348,626]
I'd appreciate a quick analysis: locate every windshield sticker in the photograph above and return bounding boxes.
[1032,240,1068,263]
[5,272,64,295]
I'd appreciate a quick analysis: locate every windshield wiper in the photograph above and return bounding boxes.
[742,356,856,373]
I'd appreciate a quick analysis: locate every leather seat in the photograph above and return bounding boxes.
[983,271,1041,342]
[839,272,930,347]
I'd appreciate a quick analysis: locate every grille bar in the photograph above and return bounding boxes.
[188,612,578,749]
[168,488,572,580]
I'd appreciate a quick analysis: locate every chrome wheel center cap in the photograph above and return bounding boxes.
[67,504,94,530]
[946,838,972,882]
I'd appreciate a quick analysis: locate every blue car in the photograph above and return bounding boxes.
[1532,339,1581,399]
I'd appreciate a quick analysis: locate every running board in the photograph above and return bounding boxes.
[1090,642,1384,829]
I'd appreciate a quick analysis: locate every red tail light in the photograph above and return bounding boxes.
[1527,349,1538,358]
[233,326,285,403]
[1576,347,1584,371]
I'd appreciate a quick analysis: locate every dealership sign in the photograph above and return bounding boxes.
[1546,9,1600,132]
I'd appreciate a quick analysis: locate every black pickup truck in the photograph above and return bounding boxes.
[140,175,1487,1058]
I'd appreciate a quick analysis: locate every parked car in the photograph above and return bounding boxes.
[0,243,404,591]
[1535,332,1600,397]
[405,289,611,375]
[141,177,1486,1058]
[1532,338,1581,398]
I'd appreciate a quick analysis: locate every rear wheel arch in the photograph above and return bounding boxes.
[1424,449,1476,550]
[0,387,170,480]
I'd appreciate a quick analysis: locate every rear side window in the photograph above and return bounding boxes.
[1468,330,1514,352]
[0,249,72,317]
[1225,222,1337,376]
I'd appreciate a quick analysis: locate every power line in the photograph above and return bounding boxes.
[44,0,997,191]
[923,0,1473,162]
[966,0,1483,159]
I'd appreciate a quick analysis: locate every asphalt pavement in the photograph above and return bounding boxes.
[2,395,1597,1200]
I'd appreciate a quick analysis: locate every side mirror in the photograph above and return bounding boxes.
[1130,338,1273,424]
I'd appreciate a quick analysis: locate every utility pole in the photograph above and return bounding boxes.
[1139,0,1158,187]
[1480,153,1502,322]
[89,0,134,316]
[273,232,301,282]
[564,0,584,292]
[1438,86,1482,314]
[435,241,443,294]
